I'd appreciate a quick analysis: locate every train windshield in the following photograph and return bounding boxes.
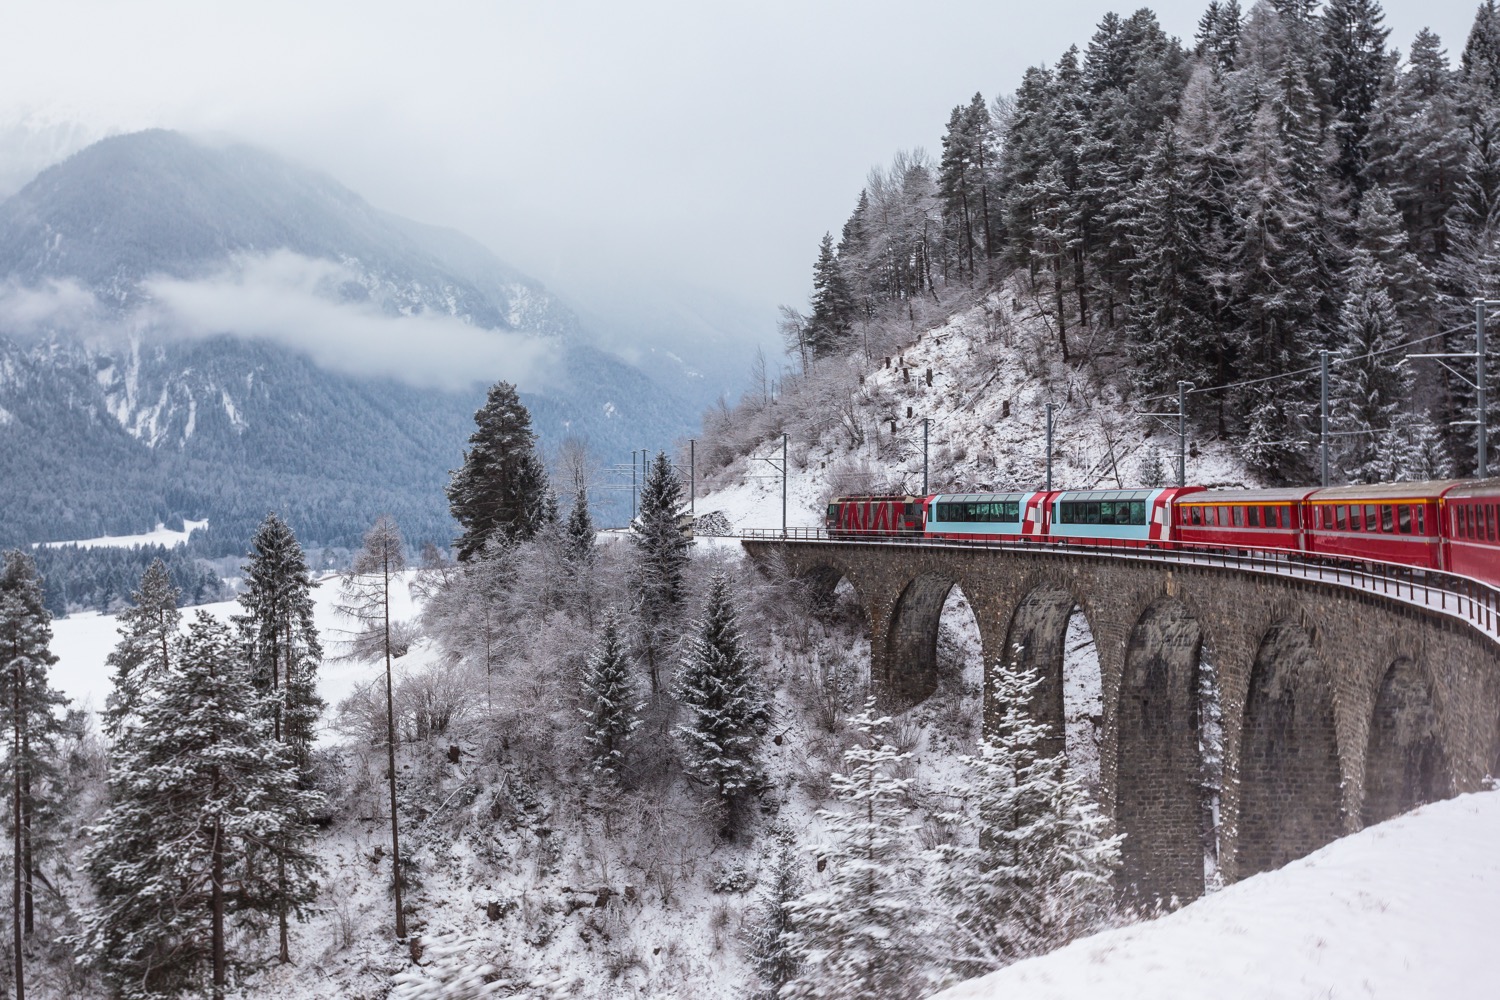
[1057,500,1147,525]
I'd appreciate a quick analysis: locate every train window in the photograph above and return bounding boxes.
[1363,505,1377,531]
[1397,506,1412,534]
[1381,505,1394,532]
[1335,506,1346,530]
[1229,506,1241,527]
[1262,506,1276,528]
[1190,507,1202,526]
[1247,507,1261,527]
[1416,507,1425,534]
[1490,505,1497,542]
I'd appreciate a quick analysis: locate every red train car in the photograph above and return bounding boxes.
[1172,488,1317,552]
[825,495,927,539]
[1439,479,1500,582]
[1302,480,1457,570]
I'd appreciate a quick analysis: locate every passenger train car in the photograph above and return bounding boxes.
[824,477,1500,587]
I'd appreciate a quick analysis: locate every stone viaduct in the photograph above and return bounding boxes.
[742,538,1500,904]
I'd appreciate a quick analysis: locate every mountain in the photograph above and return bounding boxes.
[0,130,693,552]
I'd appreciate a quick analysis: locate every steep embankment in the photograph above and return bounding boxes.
[696,291,1253,532]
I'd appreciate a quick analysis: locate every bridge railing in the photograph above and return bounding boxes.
[735,528,1500,638]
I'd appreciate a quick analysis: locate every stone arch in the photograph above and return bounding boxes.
[799,563,867,629]
[1236,620,1341,878]
[1115,598,1209,905]
[997,585,1102,769]
[1362,656,1452,826]
[881,571,963,706]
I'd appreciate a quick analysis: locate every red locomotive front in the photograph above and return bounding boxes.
[825,495,928,538]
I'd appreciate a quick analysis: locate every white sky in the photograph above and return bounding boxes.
[0,1,1480,329]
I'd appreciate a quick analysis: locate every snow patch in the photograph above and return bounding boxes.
[38,517,209,552]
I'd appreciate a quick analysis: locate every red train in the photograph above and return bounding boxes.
[825,478,1500,587]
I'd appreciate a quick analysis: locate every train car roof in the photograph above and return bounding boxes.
[1437,478,1500,499]
[829,495,924,503]
[933,492,1029,502]
[1052,489,1157,501]
[1308,479,1468,502]
[1178,487,1321,503]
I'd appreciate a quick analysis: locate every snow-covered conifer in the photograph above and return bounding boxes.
[747,823,805,998]
[675,574,769,832]
[80,612,320,999]
[632,451,690,693]
[579,608,640,782]
[931,660,1121,982]
[1329,251,1413,482]
[781,703,926,1000]
[565,481,595,565]
[0,551,68,941]
[447,381,551,560]
[103,558,180,739]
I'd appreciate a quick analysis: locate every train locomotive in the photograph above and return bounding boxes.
[825,478,1500,588]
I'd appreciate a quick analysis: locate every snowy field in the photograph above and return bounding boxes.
[37,517,209,550]
[935,789,1500,1000]
[49,569,435,743]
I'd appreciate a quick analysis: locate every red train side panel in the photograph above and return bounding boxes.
[1440,479,1500,584]
[1302,480,1457,570]
[1172,488,1316,552]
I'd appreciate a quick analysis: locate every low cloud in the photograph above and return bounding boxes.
[0,252,557,392]
[142,251,557,391]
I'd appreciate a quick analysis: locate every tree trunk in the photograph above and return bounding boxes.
[11,667,23,1000]
[212,815,226,999]
[383,551,407,941]
[20,759,31,935]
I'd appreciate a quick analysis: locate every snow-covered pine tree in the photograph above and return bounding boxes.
[1320,0,1391,197]
[335,514,410,940]
[234,512,325,964]
[79,612,319,1000]
[1461,0,1500,107]
[747,823,805,999]
[1195,0,1243,71]
[565,481,595,565]
[236,513,324,781]
[447,381,550,561]
[1329,250,1412,482]
[103,558,181,739]
[805,234,856,358]
[781,702,926,1000]
[675,573,769,833]
[930,660,1120,984]
[579,608,640,782]
[0,551,67,942]
[631,451,690,694]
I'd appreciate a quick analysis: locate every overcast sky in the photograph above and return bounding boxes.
[0,1,1481,333]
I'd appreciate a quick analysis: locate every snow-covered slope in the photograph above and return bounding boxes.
[695,294,1255,533]
[935,789,1500,1000]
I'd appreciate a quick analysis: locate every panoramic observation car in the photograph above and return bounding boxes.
[924,492,1048,542]
[1301,480,1458,570]
[1172,488,1318,552]
[825,495,927,538]
[1439,479,1500,581]
[1044,488,1199,546]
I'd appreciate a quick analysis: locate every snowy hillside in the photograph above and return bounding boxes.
[695,291,1255,533]
[934,788,1500,1000]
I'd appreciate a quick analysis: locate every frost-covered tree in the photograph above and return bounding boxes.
[805,234,856,358]
[447,381,550,561]
[234,513,324,963]
[579,608,640,782]
[80,613,320,1000]
[0,551,67,946]
[103,558,180,739]
[747,823,805,998]
[565,481,596,565]
[931,661,1120,982]
[675,574,769,831]
[781,703,926,1000]
[235,513,324,781]
[1321,0,1391,195]
[631,452,690,694]
[335,514,409,940]
[1329,251,1412,482]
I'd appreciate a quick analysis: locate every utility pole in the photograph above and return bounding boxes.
[1480,299,1489,479]
[922,417,929,494]
[782,433,788,538]
[689,438,696,516]
[1177,381,1193,487]
[1045,403,1054,492]
[1320,351,1330,488]
[630,450,637,522]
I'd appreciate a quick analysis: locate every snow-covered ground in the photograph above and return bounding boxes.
[36,517,209,550]
[49,569,434,744]
[935,789,1500,1000]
